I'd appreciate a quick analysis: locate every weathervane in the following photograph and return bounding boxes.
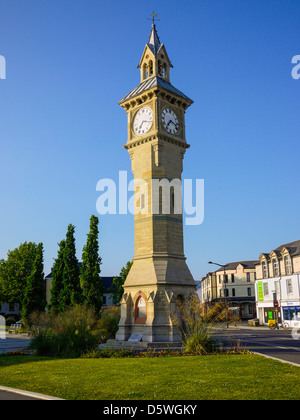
[147,11,160,25]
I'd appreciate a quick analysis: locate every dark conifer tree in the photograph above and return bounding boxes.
[22,243,46,321]
[49,239,65,314]
[62,224,82,308]
[81,215,103,313]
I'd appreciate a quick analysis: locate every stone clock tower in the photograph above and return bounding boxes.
[115,23,196,344]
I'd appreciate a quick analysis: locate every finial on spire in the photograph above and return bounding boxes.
[147,11,160,25]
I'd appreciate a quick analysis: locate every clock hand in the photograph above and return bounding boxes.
[168,119,175,127]
[139,119,152,129]
[139,120,147,129]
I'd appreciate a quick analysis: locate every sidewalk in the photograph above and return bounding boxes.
[227,322,267,331]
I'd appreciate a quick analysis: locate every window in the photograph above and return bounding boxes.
[148,60,153,77]
[225,288,229,297]
[248,305,253,315]
[286,279,293,295]
[247,288,252,297]
[283,306,300,321]
[263,282,269,296]
[262,261,268,279]
[232,288,235,297]
[231,274,235,283]
[284,255,292,275]
[247,273,251,282]
[272,258,279,277]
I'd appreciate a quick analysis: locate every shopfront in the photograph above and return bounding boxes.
[282,306,300,326]
[263,307,282,325]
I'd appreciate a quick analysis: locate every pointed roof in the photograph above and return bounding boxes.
[274,240,300,256]
[138,23,173,70]
[118,76,193,105]
[148,24,162,56]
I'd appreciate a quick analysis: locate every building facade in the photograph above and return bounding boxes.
[0,303,20,320]
[202,261,258,320]
[255,240,300,327]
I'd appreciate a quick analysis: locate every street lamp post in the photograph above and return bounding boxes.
[208,261,229,328]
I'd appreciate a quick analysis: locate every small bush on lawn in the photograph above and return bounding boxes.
[30,305,98,358]
[172,293,223,355]
[97,306,120,343]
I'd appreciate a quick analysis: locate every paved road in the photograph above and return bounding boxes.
[0,390,41,400]
[0,334,31,354]
[217,326,300,366]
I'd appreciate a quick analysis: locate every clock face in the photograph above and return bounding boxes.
[162,108,179,134]
[133,107,153,136]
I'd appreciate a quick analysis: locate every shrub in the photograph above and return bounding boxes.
[97,306,120,342]
[30,305,98,358]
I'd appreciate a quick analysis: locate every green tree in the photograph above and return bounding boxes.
[81,215,103,313]
[62,224,82,309]
[21,243,46,321]
[111,260,133,304]
[0,260,5,305]
[49,240,66,314]
[0,242,37,311]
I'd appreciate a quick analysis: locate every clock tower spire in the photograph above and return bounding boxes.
[115,21,196,344]
[138,22,173,83]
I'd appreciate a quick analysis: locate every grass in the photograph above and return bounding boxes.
[0,354,300,400]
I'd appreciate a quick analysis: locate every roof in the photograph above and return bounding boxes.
[274,240,300,256]
[118,76,193,104]
[214,260,259,273]
[147,24,162,57]
[259,240,300,260]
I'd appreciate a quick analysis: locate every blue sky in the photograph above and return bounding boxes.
[0,0,299,281]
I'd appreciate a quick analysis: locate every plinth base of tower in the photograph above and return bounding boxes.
[99,339,183,353]
[114,255,197,346]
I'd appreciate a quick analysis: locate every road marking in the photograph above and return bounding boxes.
[254,342,300,352]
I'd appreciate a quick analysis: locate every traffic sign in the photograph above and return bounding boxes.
[274,301,279,308]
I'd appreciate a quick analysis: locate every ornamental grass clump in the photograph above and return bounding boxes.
[172,293,224,355]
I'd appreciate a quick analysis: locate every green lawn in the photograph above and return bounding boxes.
[0,354,300,400]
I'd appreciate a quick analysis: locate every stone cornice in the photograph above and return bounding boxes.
[123,134,190,150]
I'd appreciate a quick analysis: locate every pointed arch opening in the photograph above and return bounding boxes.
[134,294,147,324]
